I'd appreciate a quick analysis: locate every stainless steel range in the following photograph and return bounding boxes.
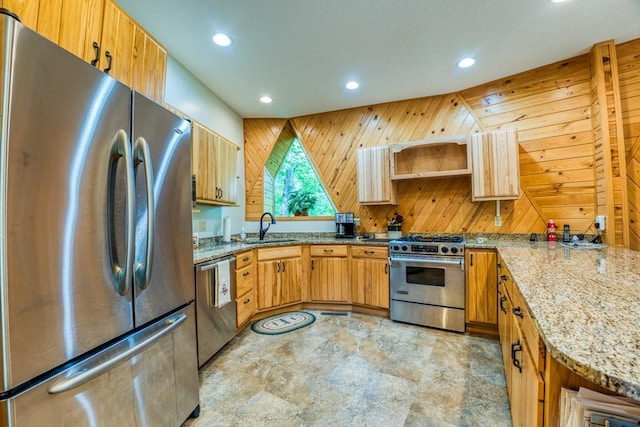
[389,236,466,332]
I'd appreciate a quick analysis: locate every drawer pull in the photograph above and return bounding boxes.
[499,295,507,314]
[244,298,251,304]
[511,341,523,373]
[323,249,334,253]
[364,250,375,255]
[243,271,250,277]
[397,290,409,295]
[501,274,508,281]
[512,307,524,319]
[243,257,250,262]
[384,263,388,274]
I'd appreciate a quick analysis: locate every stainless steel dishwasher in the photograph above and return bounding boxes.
[195,255,237,367]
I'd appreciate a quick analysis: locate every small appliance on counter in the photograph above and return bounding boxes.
[335,212,355,238]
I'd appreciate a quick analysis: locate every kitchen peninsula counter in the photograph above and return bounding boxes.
[497,242,640,401]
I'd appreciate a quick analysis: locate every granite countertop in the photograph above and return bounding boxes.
[497,242,640,400]
[193,235,389,264]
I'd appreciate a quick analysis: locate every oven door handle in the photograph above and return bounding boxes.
[390,257,464,270]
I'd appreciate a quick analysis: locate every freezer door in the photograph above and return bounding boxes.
[131,93,194,326]
[0,18,134,391]
[1,304,199,426]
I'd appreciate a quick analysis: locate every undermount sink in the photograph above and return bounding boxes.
[246,239,298,244]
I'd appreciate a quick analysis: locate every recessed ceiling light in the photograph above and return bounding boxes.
[345,81,359,90]
[259,96,273,104]
[457,57,476,69]
[212,33,232,47]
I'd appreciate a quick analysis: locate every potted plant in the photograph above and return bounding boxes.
[287,190,318,216]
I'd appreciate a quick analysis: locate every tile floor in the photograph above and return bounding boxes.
[183,311,512,426]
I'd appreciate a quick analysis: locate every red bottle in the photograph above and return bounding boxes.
[547,219,557,241]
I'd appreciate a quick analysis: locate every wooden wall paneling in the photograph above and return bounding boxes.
[244,119,288,220]
[616,39,640,250]
[589,41,629,247]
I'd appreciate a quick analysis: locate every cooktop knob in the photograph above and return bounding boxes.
[401,245,408,251]
[450,246,458,254]
[392,245,400,251]
[441,246,449,253]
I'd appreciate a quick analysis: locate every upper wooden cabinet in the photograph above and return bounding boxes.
[390,136,471,179]
[100,0,166,102]
[2,0,166,103]
[470,129,520,201]
[356,146,397,205]
[192,122,239,206]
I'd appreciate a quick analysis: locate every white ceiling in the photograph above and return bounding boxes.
[116,0,640,119]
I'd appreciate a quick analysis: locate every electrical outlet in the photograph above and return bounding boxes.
[595,215,606,231]
[198,220,207,232]
[494,216,502,227]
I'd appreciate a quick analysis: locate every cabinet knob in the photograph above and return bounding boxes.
[323,249,334,253]
[244,298,250,304]
[364,250,374,255]
[243,271,250,277]
[243,257,250,262]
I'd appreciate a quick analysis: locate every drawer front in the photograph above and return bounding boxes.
[236,265,256,298]
[236,291,256,327]
[236,250,255,270]
[310,245,348,257]
[351,245,388,259]
[257,245,301,261]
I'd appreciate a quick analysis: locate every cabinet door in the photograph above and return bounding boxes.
[356,146,397,205]
[100,0,166,102]
[466,249,498,325]
[281,257,302,305]
[191,122,216,202]
[214,135,238,204]
[2,0,40,29]
[351,258,389,309]
[310,257,349,302]
[131,26,167,102]
[470,129,520,201]
[4,0,103,64]
[256,260,279,310]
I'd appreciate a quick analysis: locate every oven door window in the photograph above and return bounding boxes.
[406,266,445,287]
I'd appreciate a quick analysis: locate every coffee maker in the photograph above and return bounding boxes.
[335,212,355,238]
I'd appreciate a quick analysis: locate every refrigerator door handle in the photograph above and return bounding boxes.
[108,129,135,296]
[48,313,187,395]
[133,137,155,290]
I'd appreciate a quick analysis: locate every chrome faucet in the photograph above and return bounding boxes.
[259,212,276,240]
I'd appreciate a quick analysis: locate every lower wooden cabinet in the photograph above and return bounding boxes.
[498,257,544,427]
[256,246,302,310]
[310,245,349,302]
[466,249,498,327]
[351,246,389,309]
[235,250,256,327]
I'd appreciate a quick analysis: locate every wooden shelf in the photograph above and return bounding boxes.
[390,136,471,180]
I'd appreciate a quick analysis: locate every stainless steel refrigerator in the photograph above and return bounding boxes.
[0,11,199,426]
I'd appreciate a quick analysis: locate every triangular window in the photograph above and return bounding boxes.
[264,138,335,217]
